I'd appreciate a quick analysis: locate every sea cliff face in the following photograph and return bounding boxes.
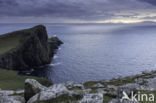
[0,25,63,70]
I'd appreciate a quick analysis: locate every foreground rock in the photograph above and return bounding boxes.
[27,83,70,103]
[1,70,156,103]
[0,89,25,103]
[24,71,156,103]
[0,25,63,70]
[0,96,25,103]
[24,79,48,101]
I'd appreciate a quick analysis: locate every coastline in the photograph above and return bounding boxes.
[0,25,156,103]
[1,69,156,103]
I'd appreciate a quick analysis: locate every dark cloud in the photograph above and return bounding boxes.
[138,0,156,6]
[0,0,156,23]
[0,0,18,7]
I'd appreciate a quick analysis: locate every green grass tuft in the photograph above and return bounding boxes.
[0,69,51,90]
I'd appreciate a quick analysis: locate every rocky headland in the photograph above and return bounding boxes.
[0,25,63,70]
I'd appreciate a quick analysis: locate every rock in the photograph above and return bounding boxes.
[105,89,118,97]
[134,78,144,85]
[0,25,63,70]
[97,88,107,94]
[107,85,118,91]
[15,90,24,94]
[79,93,103,103]
[27,84,70,103]
[92,83,104,88]
[24,79,47,101]
[0,90,15,96]
[108,99,139,103]
[65,81,74,87]
[142,70,151,74]
[117,83,138,99]
[48,36,63,58]
[73,84,84,89]
[81,89,91,95]
[65,81,74,89]
[48,36,63,49]
[0,96,25,103]
[142,78,156,90]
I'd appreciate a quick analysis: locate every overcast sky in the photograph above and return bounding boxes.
[0,0,156,23]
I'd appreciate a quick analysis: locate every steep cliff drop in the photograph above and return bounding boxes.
[0,25,63,70]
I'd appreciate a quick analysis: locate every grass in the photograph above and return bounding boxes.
[103,94,114,103]
[0,69,51,90]
[67,86,82,91]
[106,77,135,86]
[10,93,24,97]
[0,28,32,56]
[105,71,156,86]
[0,25,45,56]
[0,34,22,55]
[83,81,100,89]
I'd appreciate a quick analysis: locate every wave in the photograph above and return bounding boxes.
[50,62,62,66]
[53,55,58,59]
[58,47,61,50]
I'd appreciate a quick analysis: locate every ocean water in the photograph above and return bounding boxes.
[0,23,156,83]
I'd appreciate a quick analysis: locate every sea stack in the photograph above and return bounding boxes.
[0,25,63,70]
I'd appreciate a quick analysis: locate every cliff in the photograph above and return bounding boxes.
[0,25,63,70]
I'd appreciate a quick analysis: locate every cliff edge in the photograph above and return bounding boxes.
[0,25,63,70]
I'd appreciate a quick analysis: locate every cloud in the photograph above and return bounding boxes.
[0,0,156,23]
[138,0,156,6]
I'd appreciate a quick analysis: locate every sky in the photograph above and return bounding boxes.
[0,0,156,23]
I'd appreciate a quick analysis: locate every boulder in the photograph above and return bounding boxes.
[27,84,70,103]
[24,79,47,101]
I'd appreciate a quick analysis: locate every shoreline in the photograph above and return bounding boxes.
[1,68,156,103]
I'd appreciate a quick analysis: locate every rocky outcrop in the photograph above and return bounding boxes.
[24,79,48,101]
[25,79,73,103]
[0,25,63,70]
[23,70,156,103]
[48,36,63,57]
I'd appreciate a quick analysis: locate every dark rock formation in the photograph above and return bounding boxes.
[0,25,63,70]
[48,36,63,57]
[24,79,48,101]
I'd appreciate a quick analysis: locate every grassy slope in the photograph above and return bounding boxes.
[0,69,51,90]
[0,28,33,56]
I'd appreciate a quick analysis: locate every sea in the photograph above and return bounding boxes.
[0,23,156,83]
